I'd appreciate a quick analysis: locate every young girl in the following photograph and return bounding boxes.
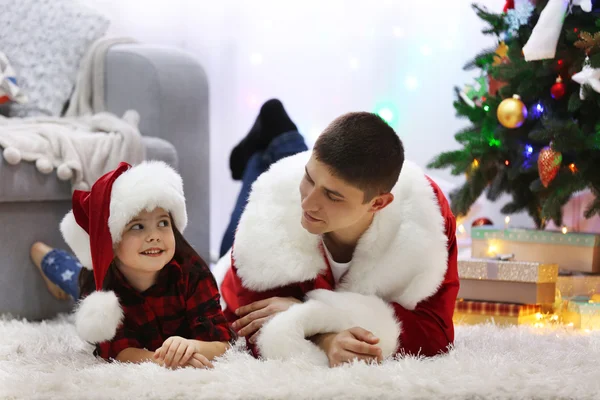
[38,161,235,368]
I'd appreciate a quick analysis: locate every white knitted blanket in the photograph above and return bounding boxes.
[0,111,144,190]
[65,37,136,117]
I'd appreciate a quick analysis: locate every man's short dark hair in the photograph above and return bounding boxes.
[313,112,405,202]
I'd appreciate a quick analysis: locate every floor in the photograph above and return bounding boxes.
[1,315,599,399]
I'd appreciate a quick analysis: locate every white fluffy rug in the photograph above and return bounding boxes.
[1,316,600,400]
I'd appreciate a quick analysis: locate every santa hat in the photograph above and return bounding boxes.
[59,161,187,343]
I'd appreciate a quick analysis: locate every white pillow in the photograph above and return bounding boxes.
[0,0,109,117]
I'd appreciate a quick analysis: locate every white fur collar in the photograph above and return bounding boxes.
[232,152,449,310]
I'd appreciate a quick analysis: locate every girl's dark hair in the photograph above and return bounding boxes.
[78,264,100,298]
[78,214,203,299]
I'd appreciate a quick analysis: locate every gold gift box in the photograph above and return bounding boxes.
[459,279,556,304]
[471,228,600,273]
[557,275,600,298]
[458,259,558,283]
[453,312,540,327]
[558,297,600,330]
[453,299,541,327]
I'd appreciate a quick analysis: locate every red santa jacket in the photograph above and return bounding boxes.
[220,152,459,365]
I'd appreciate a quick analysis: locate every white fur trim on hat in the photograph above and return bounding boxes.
[75,291,124,343]
[108,161,187,243]
[59,211,93,270]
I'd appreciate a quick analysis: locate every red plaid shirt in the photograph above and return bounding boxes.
[95,256,235,360]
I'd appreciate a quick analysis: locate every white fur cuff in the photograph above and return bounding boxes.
[256,290,401,366]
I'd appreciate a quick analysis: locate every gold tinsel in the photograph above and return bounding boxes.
[574,31,600,53]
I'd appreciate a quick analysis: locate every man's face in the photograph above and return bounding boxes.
[299,154,374,235]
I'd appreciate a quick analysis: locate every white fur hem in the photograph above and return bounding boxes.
[59,211,93,270]
[256,290,401,366]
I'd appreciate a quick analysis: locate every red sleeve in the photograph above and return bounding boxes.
[220,249,311,322]
[185,258,236,343]
[221,254,318,357]
[95,323,142,361]
[392,178,459,357]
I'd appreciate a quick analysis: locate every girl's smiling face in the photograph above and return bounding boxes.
[114,207,176,274]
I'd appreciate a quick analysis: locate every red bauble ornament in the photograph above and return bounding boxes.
[472,217,494,227]
[538,146,563,188]
[551,77,566,100]
[503,0,515,12]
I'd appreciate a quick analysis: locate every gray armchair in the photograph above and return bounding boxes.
[0,44,210,320]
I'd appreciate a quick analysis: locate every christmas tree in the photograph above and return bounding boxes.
[428,0,600,229]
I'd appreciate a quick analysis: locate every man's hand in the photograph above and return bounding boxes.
[232,297,302,343]
[153,336,204,368]
[313,327,383,368]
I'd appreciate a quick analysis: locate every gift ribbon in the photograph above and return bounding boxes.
[486,261,500,280]
[522,0,591,61]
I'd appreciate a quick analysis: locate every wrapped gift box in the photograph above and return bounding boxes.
[453,299,541,326]
[459,279,556,304]
[471,227,600,273]
[557,274,600,298]
[578,302,600,330]
[458,259,558,283]
[559,298,600,330]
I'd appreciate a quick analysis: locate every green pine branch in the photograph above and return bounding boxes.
[427,150,472,176]
[472,4,507,35]
[487,167,508,201]
[541,172,588,226]
[525,201,546,229]
[463,48,498,71]
[584,196,600,218]
[455,126,483,145]
[427,2,600,229]
[449,172,487,218]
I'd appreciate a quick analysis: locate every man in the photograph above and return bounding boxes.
[218,112,459,367]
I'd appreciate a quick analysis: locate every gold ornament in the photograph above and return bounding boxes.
[497,95,527,128]
[493,41,509,66]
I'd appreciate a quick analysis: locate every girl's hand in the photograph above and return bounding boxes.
[153,336,199,368]
[184,353,214,369]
